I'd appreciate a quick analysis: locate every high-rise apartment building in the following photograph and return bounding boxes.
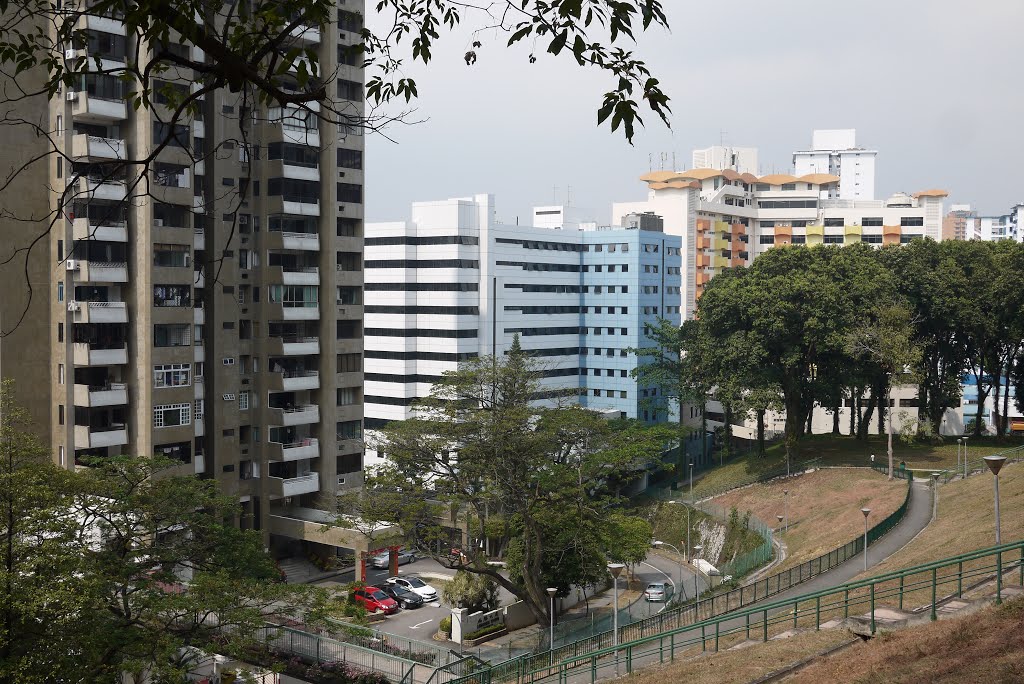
[943,204,978,241]
[362,195,681,469]
[792,129,877,200]
[613,169,946,317]
[0,2,366,559]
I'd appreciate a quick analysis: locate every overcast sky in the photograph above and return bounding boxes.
[365,1,1024,224]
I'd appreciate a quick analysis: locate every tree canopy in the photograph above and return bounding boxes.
[356,337,672,623]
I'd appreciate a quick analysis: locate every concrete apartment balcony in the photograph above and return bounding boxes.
[72,342,128,366]
[194,342,205,363]
[280,161,320,182]
[194,453,206,474]
[268,369,320,392]
[264,265,320,286]
[289,23,321,44]
[71,301,128,324]
[265,195,320,217]
[268,438,320,462]
[71,91,128,122]
[193,194,206,214]
[268,404,320,427]
[82,12,126,35]
[74,382,128,408]
[73,217,127,242]
[337,437,362,456]
[74,423,128,449]
[193,227,205,249]
[267,335,319,356]
[71,133,126,161]
[265,229,320,252]
[67,176,128,202]
[194,375,203,398]
[266,302,319,321]
[268,471,320,498]
[280,125,320,149]
[74,260,128,283]
[336,370,363,388]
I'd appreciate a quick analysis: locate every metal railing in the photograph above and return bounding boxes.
[452,536,1024,684]
[940,443,1024,483]
[474,471,913,678]
[325,619,463,668]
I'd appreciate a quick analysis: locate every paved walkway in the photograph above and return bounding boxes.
[531,480,935,682]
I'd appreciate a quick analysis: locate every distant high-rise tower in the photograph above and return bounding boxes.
[792,129,877,200]
[691,145,758,175]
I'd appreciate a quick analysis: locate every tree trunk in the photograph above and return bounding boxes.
[783,389,803,470]
[992,366,1004,438]
[849,389,857,436]
[854,391,862,437]
[857,394,877,441]
[756,408,766,456]
[832,403,841,434]
[1002,348,1020,439]
[974,370,985,437]
[885,378,894,481]
[723,402,733,465]
[877,395,885,436]
[805,404,814,435]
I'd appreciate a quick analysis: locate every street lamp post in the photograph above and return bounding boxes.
[652,540,684,599]
[931,472,940,519]
[546,587,557,657]
[963,437,969,478]
[861,508,871,571]
[607,563,625,675]
[984,456,1007,545]
[776,514,784,532]
[692,544,703,600]
[783,489,789,532]
[957,438,962,477]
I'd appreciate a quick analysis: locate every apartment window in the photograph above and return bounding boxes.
[269,284,318,307]
[57,282,64,302]
[239,390,250,411]
[268,142,319,167]
[336,79,363,101]
[153,402,191,428]
[337,420,362,440]
[901,217,924,227]
[152,121,189,148]
[823,235,845,244]
[759,235,776,245]
[267,177,319,203]
[337,148,363,170]
[791,235,807,244]
[154,323,190,347]
[153,244,190,267]
[755,184,771,191]
[862,235,883,244]
[58,405,64,425]
[337,182,363,204]
[823,218,845,227]
[337,387,359,405]
[338,10,362,30]
[862,217,883,226]
[758,200,817,209]
[153,284,191,307]
[57,323,63,343]
[156,441,191,463]
[194,399,204,420]
[154,363,191,388]
[781,183,796,191]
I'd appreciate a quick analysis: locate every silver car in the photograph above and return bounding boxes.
[369,549,417,569]
[644,582,673,602]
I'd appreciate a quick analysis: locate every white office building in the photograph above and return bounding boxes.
[792,129,877,200]
[691,145,759,175]
[363,195,681,469]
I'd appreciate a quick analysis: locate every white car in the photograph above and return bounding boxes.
[385,575,438,602]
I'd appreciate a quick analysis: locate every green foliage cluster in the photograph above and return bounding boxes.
[360,336,673,623]
[462,623,506,642]
[0,386,327,683]
[438,616,452,635]
[441,571,500,613]
[640,240,1024,472]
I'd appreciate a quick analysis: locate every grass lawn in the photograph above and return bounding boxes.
[621,629,852,684]
[711,468,908,573]
[852,460,1024,581]
[688,434,1024,500]
[787,596,1024,684]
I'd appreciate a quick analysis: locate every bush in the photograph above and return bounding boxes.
[438,616,452,635]
[441,571,500,612]
[462,623,505,641]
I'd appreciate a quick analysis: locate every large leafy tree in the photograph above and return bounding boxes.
[0,388,327,683]
[360,338,670,623]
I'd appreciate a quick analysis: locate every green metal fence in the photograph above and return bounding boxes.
[467,471,913,681]
[940,443,1024,483]
[452,538,1024,684]
[325,618,461,667]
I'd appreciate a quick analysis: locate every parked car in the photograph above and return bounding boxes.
[385,575,439,602]
[376,583,425,609]
[644,582,673,602]
[351,587,399,614]
[370,549,417,569]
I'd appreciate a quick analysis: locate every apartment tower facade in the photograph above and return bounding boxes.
[0,1,366,556]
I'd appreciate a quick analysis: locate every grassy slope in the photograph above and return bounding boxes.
[712,468,907,573]
[853,460,1024,580]
[689,434,1024,500]
[787,596,1024,684]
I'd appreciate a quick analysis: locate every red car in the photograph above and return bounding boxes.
[351,587,399,614]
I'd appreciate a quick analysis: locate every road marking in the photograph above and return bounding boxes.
[411,618,435,629]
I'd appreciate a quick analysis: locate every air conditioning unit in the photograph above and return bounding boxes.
[65,259,79,271]
[153,218,164,227]
[67,301,81,312]
[64,49,76,60]
[65,91,76,101]
[337,477,346,486]
[336,299,343,305]
[239,214,249,225]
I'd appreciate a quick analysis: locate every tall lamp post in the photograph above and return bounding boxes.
[931,472,940,519]
[776,514,784,532]
[546,587,557,658]
[984,456,1007,544]
[956,438,963,477]
[962,437,969,478]
[861,508,871,571]
[692,544,703,600]
[783,489,789,532]
[607,563,625,675]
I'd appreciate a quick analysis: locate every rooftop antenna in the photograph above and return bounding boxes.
[567,185,573,207]
[720,129,727,147]
[552,185,558,204]
[672,151,676,171]
[648,153,652,173]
